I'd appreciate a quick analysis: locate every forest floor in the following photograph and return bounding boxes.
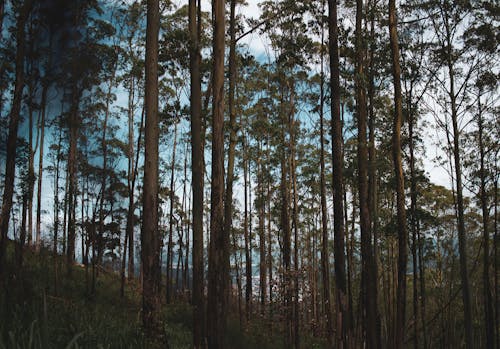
[0,242,325,348]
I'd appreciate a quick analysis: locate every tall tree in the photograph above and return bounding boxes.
[388,0,408,347]
[0,0,33,274]
[207,0,227,346]
[355,0,380,347]
[141,0,161,339]
[189,0,205,346]
[328,0,349,346]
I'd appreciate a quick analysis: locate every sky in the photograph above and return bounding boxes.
[5,0,457,252]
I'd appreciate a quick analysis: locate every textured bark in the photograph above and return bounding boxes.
[477,95,494,349]
[328,0,348,346]
[141,0,161,337]
[222,0,239,322]
[0,0,33,274]
[388,1,408,347]
[189,0,205,345]
[355,0,380,347]
[207,0,227,346]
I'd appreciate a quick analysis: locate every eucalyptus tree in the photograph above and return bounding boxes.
[142,0,162,338]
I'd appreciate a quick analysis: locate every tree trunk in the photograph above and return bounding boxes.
[290,107,300,349]
[0,0,33,273]
[389,1,408,347]
[355,0,380,347]
[207,0,227,346]
[445,21,473,349]
[166,122,178,303]
[477,94,494,349]
[280,85,293,348]
[189,0,205,345]
[142,0,161,338]
[328,0,348,346]
[244,134,254,322]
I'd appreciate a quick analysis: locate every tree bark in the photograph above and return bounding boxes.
[328,0,348,346]
[388,1,408,347]
[207,0,227,346]
[142,0,161,338]
[477,94,494,349]
[0,0,33,274]
[355,0,380,347]
[189,0,205,345]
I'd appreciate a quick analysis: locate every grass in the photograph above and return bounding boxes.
[0,242,324,348]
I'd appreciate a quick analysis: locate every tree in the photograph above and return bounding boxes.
[206,0,227,346]
[388,0,408,347]
[355,0,380,347]
[188,0,205,345]
[141,0,161,339]
[328,0,349,346]
[0,0,33,274]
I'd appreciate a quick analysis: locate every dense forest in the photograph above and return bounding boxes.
[0,0,498,348]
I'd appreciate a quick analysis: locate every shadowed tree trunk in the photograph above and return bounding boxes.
[355,0,380,347]
[477,93,494,349]
[388,1,408,347]
[141,0,161,339]
[189,0,205,345]
[0,0,33,274]
[207,0,227,346]
[328,0,349,346]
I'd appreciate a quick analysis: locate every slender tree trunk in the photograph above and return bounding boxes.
[407,87,420,349]
[320,6,334,345]
[477,95,494,349]
[66,81,80,274]
[207,0,227,346]
[0,0,33,273]
[18,197,28,268]
[36,74,49,254]
[389,2,408,347]
[280,85,293,348]
[445,30,473,349]
[328,0,348,346]
[125,76,136,282]
[189,0,205,344]
[166,123,178,303]
[290,110,300,349]
[142,0,161,338]
[355,0,380,347]
[243,136,252,323]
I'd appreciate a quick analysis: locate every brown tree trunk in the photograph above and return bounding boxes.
[142,0,161,338]
[207,0,227,346]
[355,0,380,347]
[328,0,348,346]
[389,1,408,347]
[477,94,494,349]
[0,0,33,273]
[189,0,204,342]
[243,131,252,323]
